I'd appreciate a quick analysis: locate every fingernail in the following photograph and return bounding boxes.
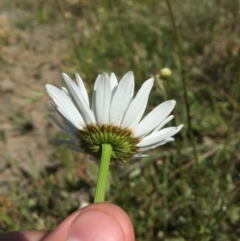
[67,208,124,241]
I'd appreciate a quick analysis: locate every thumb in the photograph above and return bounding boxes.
[43,203,135,241]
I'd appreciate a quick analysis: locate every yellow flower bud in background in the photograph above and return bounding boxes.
[159,68,172,78]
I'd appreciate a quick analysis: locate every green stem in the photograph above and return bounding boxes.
[165,0,199,165]
[94,144,112,202]
[162,78,182,163]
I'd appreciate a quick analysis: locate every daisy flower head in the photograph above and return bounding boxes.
[46,71,183,162]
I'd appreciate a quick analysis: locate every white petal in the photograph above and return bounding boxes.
[152,115,174,133]
[51,103,80,137]
[137,124,183,148]
[75,73,90,107]
[121,78,154,129]
[61,87,69,95]
[134,100,176,137]
[46,84,84,129]
[133,153,148,158]
[94,73,112,125]
[94,75,101,91]
[91,74,101,118]
[55,139,84,153]
[110,71,134,125]
[110,73,118,92]
[139,138,174,152]
[48,113,68,134]
[62,73,95,124]
[57,108,82,130]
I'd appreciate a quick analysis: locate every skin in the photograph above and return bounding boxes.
[0,203,135,241]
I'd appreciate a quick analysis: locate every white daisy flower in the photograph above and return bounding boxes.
[46,71,183,162]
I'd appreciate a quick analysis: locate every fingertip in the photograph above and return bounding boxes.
[100,203,135,241]
[66,203,135,241]
[43,203,135,241]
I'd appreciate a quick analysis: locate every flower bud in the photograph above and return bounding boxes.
[160,68,172,78]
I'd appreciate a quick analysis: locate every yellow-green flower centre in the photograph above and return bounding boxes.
[77,124,140,162]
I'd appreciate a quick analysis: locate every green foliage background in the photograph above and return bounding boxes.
[1,0,240,240]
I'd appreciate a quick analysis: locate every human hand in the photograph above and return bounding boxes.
[0,203,135,241]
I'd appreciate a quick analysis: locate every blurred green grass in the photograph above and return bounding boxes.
[1,0,240,240]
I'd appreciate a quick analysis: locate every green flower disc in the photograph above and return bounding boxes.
[77,124,141,162]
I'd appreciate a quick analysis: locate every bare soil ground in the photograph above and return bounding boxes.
[0,10,69,194]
